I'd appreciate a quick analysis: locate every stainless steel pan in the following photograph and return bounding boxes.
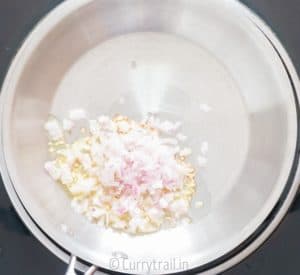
[1,0,300,274]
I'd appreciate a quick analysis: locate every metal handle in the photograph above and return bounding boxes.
[65,256,97,275]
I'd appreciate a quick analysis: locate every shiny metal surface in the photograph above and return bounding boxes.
[0,0,299,274]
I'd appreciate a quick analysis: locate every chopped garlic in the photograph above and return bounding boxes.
[170,199,189,218]
[118,96,125,105]
[159,197,169,208]
[61,223,68,233]
[180,147,192,157]
[112,219,127,230]
[69,178,97,195]
[161,138,178,146]
[44,114,197,234]
[62,119,74,131]
[200,141,208,155]
[176,133,187,142]
[71,199,88,214]
[197,156,207,167]
[98,116,115,131]
[199,104,212,112]
[44,118,63,140]
[69,108,86,120]
[78,154,92,171]
[146,115,181,134]
[117,120,131,133]
[181,217,192,225]
[60,164,73,184]
[195,201,204,208]
[89,120,100,136]
[44,161,61,180]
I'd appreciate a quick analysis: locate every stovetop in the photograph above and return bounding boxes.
[1,1,300,274]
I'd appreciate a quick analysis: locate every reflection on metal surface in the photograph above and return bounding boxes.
[0,0,299,274]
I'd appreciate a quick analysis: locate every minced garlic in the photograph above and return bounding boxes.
[44,113,198,234]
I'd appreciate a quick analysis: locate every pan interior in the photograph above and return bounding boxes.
[1,0,297,272]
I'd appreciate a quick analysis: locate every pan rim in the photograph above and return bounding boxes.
[0,0,299,274]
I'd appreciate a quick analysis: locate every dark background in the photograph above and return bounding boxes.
[0,0,300,274]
